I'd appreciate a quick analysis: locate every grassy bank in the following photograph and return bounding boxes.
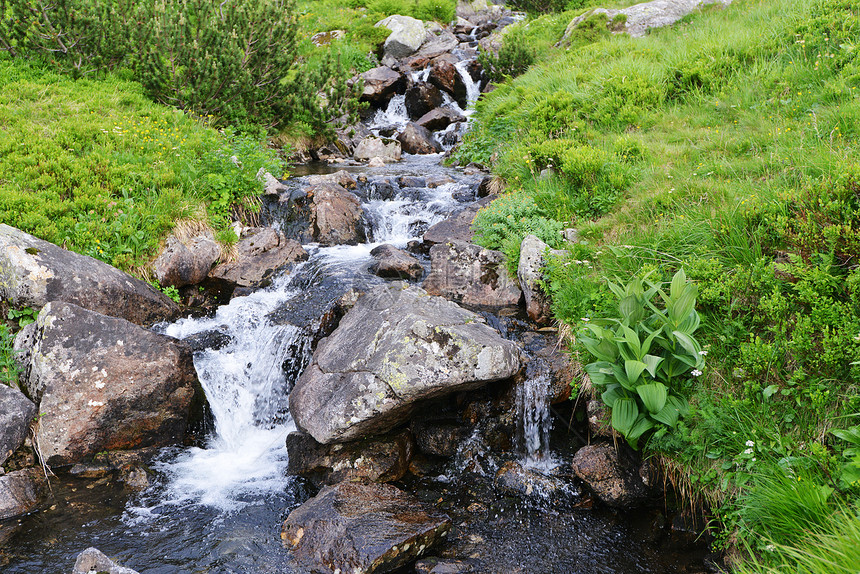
[454,0,860,568]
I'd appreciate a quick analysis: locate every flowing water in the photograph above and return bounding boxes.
[0,57,712,574]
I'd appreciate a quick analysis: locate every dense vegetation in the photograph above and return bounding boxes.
[458,0,860,570]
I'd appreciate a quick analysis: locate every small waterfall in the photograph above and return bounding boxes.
[454,60,482,113]
[517,374,554,469]
[372,94,410,132]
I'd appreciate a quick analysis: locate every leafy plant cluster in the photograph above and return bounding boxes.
[0,322,19,387]
[478,28,536,83]
[1,0,360,133]
[580,270,704,448]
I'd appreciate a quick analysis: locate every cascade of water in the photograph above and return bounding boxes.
[371,94,410,132]
[517,373,554,469]
[454,60,482,113]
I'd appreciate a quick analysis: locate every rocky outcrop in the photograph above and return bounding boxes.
[0,385,35,467]
[16,302,199,466]
[309,182,366,246]
[354,136,402,163]
[417,108,466,132]
[518,235,559,325]
[153,233,221,288]
[0,224,178,325]
[570,442,659,507]
[397,122,443,155]
[286,429,414,486]
[422,198,492,245]
[376,15,428,60]
[211,227,307,287]
[405,82,444,121]
[423,240,522,308]
[360,66,407,105]
[561,0,732,41]
[282,481,452,574]
[289,283,521,444]
[369,244,424,281]
[72,548,140,574]
[0,468,46,520]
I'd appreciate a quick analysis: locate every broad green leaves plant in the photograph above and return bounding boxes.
[579,269,704,448]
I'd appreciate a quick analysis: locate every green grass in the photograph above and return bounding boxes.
[0,56,284,273]
[457,0,860,568]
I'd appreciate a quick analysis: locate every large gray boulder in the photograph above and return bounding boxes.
[417,108,466,132]
[282,481,452,574]
[422,197,492,245]
[360,66,407,105]
[16,302,199,466]
[369,244,424,281]
[0,468,47,520]
[290,283,521,444]
[152,232,221,288]
[72,548,140,574]
[354,136,402,163]
[376,15,428,60]
[397,122,443,155]
[0,384,36,467]
[562,0,732,40]
[0,224,178,326]
[210,227,307,287]
[422,240,522,308]
[309,182,366,246]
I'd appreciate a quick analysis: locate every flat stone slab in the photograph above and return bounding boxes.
[282,481,452,574]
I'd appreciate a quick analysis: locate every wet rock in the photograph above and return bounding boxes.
[92,448,158,491]
[423,240,522,309]
[398,122,443,155]
[16,302,199,466]
[397,176,427,188]
[307,170,358,190]
[518,330,580,404]
[416,557,476,573]
[561,0,732,40]
[309,182,366,246]
[376,15,428,60]
[518,235,559,325]
[0,224,178,326]
[181,328,231,352]
[454,17,475,34]
[0,385,36,467]
[0,468,46,520]
[422,197,492,245]
[211,227,308,287]
[412,420,470,457]
[282,481,452,574]
[417,108,466,132]
[354,136,402,163]
[587,399,616,438]
[494,461,582,506]
[369,244,424,281]
[286,429,414,486]
[570,442,659,507]
[153,233,221,288]
[405,82,444,121]
[428,60,468,108]
[476,175,496,197]
[72,547,140,574]
[360,66,407,106]
[414,29,460,61]
[426,174,457,188]
[290,283,521,444]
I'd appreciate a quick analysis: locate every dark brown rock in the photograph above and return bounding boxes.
[416,108,467,132]
[369,244,424,281]
[309,182,366,245]
[152,233,220,288]
[415,557,476,573]
[570,442,659,507]
[282,481,452,574]
[286,429,414,486]
[428,60,468,107]
[0,468,47,520]
[422,240,522,308]
[412,420,470,458]
[405,82,444,121]
[587,399,616,438]
[0,224,178,326]
[423,197,492,245]
[360,66,407,105]
[17,302,199,466]
[210,227,308,287]
[397,123,443,155]
[0,384,35,467]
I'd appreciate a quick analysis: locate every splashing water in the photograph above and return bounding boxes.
[517,374,555,469]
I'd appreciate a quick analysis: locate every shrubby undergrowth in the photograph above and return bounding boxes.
[461,0,860,568]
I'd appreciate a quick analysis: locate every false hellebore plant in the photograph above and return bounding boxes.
[579,269,705,448]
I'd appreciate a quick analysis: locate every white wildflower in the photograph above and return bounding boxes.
[746,440,755,447]
[744,448,753,455]
[699,350,708,356]
[691,369,702,377]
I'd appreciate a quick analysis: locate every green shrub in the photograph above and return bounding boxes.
[414,0,456,23]
[478,28,536,83]
[579,269,705,448]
